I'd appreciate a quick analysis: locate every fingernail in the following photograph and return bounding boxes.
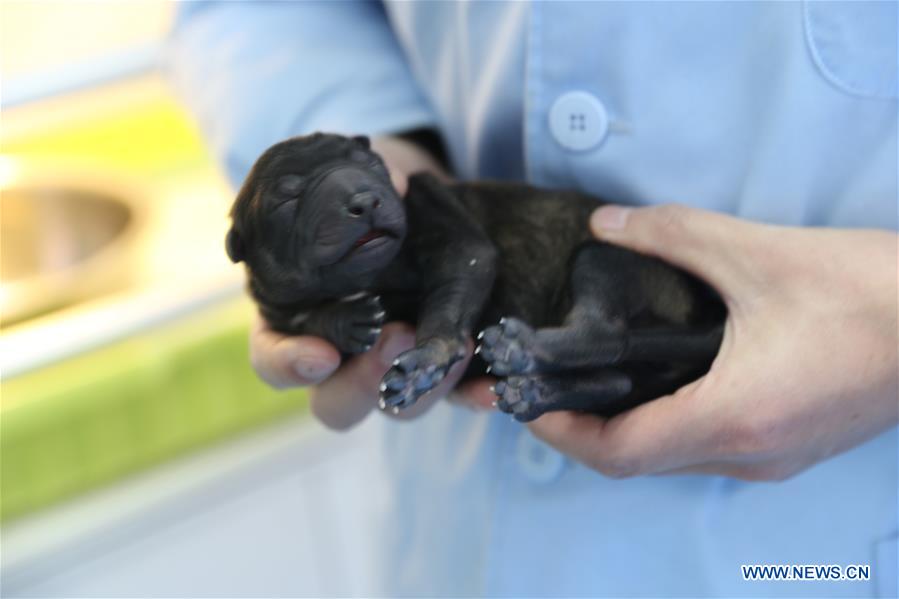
[294,356,338,382]
[591,206,631,232]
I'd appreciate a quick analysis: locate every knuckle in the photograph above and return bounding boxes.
[726,418,786,458]
[309,391,362,431]
[648,204,692,240]
[312,413,354,431]
[590,451,644,479]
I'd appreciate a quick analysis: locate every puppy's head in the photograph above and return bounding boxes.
[226,133,406,306]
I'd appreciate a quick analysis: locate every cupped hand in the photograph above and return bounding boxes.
[530,204,898,481]
[247,135,494,430]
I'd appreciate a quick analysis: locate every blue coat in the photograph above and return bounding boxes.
[168,2,898,596]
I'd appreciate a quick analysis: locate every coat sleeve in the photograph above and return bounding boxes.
[166,1,437,186]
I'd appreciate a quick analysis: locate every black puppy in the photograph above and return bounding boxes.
[226,133,725,422]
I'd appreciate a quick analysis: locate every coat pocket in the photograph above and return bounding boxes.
[803,0,898,99]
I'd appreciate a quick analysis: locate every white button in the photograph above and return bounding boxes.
[548,91,609,152]
[516,429,566,484]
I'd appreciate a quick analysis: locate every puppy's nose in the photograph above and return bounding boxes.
[346,192,382,218]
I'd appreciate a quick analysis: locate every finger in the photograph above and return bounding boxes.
[454,377,499,411]
[388,167,409,196]
[249,317,340,389]
[370,137,410,196]
[658,461,801,482]
[528,378,718,477]
[654,461,749,478]
[589,204,754,295]
[654,462,732,476]
[310,323,414,430]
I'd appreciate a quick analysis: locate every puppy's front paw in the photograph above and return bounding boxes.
[333,294,385,354]
[378,345,455,413]
[477,317,539,376]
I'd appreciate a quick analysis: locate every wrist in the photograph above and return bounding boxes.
[372,131,452,180]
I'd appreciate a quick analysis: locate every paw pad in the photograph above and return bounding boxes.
[476,317,538,376]
[379,348,448,411]
[491,376,545,422]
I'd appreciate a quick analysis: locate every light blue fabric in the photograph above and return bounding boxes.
[168,2,898,597]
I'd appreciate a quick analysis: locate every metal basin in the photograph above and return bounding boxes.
[1,161,143,327]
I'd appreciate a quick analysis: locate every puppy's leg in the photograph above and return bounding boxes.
[479,317,722,375]
[380,175,497,410]
[493,362,704,421]
[262,294,385,355]
[478,243,723,375]
[493,370,633,422]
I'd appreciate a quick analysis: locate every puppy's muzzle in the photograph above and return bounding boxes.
[346,191,383,219]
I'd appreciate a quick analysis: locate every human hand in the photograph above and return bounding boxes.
[248,135,493,430]
[530,204,898,480]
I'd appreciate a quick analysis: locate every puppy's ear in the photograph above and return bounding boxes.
[352,135,371,149]
[225,227,244,263]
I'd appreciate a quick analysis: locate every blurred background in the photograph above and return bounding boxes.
[1,2,383,596]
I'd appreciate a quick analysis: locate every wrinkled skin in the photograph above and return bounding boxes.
[228,133,726,421]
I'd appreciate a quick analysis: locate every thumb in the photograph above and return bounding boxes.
[590,203,753,294]
[387,166,409,197]
[310,323,415,430]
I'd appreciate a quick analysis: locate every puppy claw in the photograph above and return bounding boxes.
[477,317,539,376]
[332,294,385,354]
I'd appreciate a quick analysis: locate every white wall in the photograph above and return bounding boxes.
[1,0,171,79]
[1,417,386,597]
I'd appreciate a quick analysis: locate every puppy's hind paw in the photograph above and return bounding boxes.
[477,317,539,376]
[492,376,547,423]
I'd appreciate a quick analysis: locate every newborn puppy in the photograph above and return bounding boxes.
[226,133,726,422]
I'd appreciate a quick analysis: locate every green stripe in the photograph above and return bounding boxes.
[1,299,308,522]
